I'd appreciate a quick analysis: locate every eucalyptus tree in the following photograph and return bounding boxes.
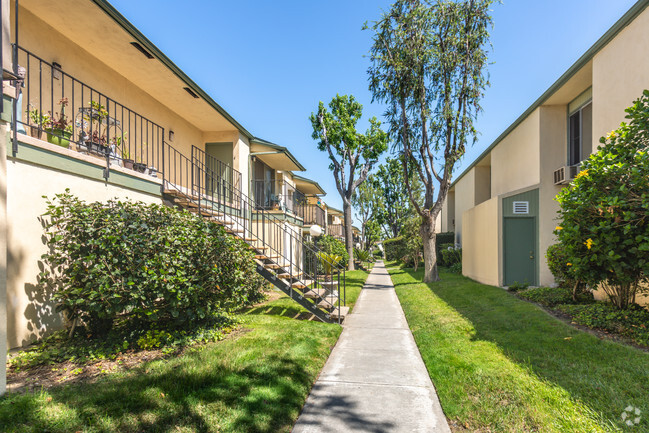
[352,174,380,250]
[367,0,493,282]
[374,156,421,238]
[311,95,388,270]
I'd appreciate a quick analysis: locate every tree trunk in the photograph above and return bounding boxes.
[420,215,439,283]
[343,201,355,270]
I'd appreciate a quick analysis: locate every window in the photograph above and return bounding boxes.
[568,101,592,166]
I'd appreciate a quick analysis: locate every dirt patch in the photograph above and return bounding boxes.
[6,327,253,394]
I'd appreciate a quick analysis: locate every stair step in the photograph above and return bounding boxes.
[317,296,339,309]
[212,218,235,226]
[176,199,198,208]
[245,237,257,242]
[330,306,350,320]
[192,209,224,217]
[291,279,314,290]
[251,245,268,250]
[227,228,245,234]
[255,254,281,260]
[163,189,183,197]
[277,272,304,279]
[304,288,329,298]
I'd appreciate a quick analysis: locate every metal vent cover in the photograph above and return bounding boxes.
[513,201,529,214]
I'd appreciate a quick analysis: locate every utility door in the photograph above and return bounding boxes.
[503,217,536,286]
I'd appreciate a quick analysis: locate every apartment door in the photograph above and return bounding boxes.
[503,217,536,286]
[205,143,233,199]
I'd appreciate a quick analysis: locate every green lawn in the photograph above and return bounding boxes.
[0,300,342,432]
[387,264,649,432]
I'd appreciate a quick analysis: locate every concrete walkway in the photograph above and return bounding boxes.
[293,261,451,433]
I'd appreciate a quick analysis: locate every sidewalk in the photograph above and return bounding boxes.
[293,261,451,433]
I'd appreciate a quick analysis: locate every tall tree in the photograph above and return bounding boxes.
[367,0,493,282]
[311,95,388,270]
[352,174,380,250]
[374,156,421,238]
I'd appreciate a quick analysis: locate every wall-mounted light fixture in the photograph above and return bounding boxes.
[168,130,174,142]
[52,62,62,80]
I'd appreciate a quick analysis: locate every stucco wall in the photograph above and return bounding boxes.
[592,5,649,153]
[461,196,499,287]
[6,155,161,349]
[453,169,475,245]
[538,105,568,286]
[490,109,541,197]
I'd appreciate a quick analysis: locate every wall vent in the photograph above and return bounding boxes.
[513,201,529,215]
[183,87,200,98]
[130,42,154,59]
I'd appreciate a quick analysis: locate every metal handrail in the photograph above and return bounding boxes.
[14,45,164,174]
[186,144,346,322]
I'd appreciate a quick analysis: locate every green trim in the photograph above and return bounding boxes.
[291,173,327,195]
[10,140,162,196]
[2,95,14,123]
[452,0,649,189]
[250,137,306,171]
[568,88,593,114]
[90,0,253,140]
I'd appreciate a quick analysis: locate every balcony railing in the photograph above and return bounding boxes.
[299,204,326,227]
[252,180,305,216]
[192,145,242,206]
[13,45,163,176]
[328,223,344,238]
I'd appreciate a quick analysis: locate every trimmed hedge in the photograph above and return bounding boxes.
[384,231,456,266]
[40,192,266,337]
[316,235,349,268]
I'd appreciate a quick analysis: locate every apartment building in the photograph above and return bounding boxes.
[441,0,649,290]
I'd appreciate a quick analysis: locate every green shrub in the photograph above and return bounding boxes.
[316,234,349,268]
[555,90,649,309]
[557,303,649,347]
[383,236,407,262]
[507,281,529,292]
[448,262,462,274]
[40,192,266,337]
[545,244,576,288]
[440,247,461,268]
[518,286,594,307]
[435,231,454,257]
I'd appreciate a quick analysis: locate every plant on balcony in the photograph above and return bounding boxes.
[114,132,134,169]
[80,100,111,156]
[26,104,50,140]
[44,98,73,148]
[132,141,148,173]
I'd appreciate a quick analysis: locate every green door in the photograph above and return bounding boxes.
[504,217,536,286]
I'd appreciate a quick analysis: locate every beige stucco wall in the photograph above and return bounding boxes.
[592,6,649,153]
[490,109,541,197]
[474,166,491,205]
[0,124,8,395]
[461,196,499,286]
[453,169,475,245]
[538,105,568,286]
[6,158,161,349]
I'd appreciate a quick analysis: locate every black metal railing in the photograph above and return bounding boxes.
[14,45,164,176]
[300,204,326,227]
[191,145,242,208]
[163,142,346,323]
[252,179,305,216]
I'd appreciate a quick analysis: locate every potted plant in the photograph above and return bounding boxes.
[132,141,147,173]
[114,132,133,169]
[79,100,111,156]
[44,98,73,148]
[26,104,50,140]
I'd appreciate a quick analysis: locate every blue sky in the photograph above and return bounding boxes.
[110,0,637,220]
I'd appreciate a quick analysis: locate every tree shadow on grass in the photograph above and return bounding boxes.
[0,349,315,433]
[399,267,649,428]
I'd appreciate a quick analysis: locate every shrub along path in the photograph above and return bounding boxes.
[388,264,649,432]
[293,261,451,433]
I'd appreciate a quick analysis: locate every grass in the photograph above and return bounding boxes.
[0,270,369,432]
[387,263,649,432]
[0,298,342,432]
